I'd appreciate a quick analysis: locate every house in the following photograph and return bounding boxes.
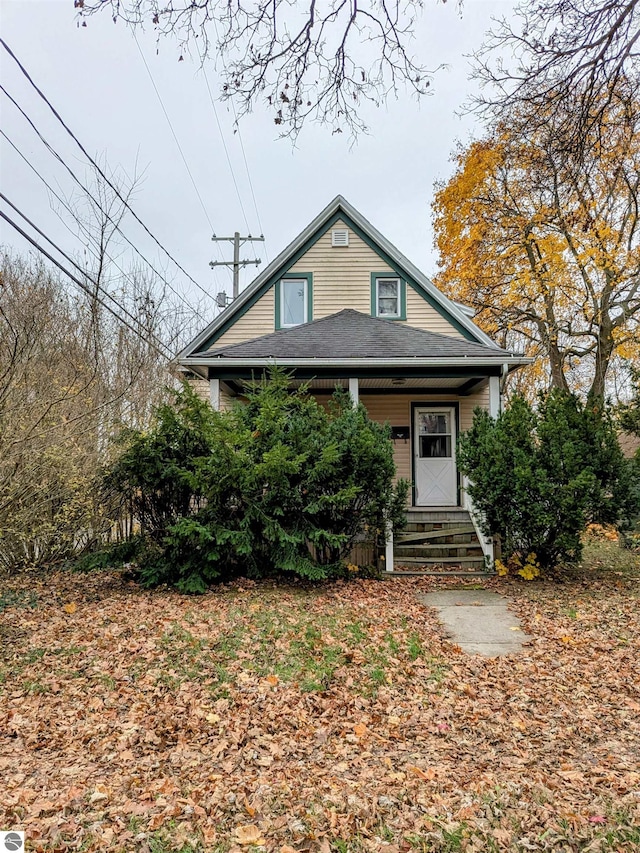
[619,431,640,460]
[177,196,531,573]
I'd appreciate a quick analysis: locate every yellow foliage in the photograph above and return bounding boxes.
[495,559,509,577]
[433,107,640,398]
[495,552,541,581]
[584,523,619,542]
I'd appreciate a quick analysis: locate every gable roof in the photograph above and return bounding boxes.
[178,195,499,363]
[194,309,516,362]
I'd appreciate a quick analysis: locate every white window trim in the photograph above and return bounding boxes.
[375,276,401,319]
[279,277,308,328]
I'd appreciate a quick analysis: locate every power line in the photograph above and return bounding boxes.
[0,190,169,350]
[226,97,268,262]
[132,34,221,246]
[0,103,210,324]
[0,192,178,358]
[0,127,208,326]
[195,21,266,264]
[1,37,211,301]
[200,61,260,258]
[130,32,229,292]
[0,208,173,361]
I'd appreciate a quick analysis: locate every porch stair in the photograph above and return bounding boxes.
[393,509,490,575]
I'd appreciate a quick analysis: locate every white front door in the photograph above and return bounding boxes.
[413,407,458,506]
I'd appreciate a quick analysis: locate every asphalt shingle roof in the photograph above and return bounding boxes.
[197,309,516,360]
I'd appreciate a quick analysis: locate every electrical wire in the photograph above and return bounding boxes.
[1,37,211,300]
[0,190,169,349]
[1,191,154,337]
[130,32,230,291]
[0,127,209,326]
[196,19,266,261]
[132,35,219,241]
[200,62,257,248]
[0,103,210,324]
[227,98,268,262]
[0,208,173,361]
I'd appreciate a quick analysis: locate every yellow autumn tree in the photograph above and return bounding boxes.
[433,88,640,399]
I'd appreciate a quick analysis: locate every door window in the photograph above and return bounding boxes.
[417,411,452,458]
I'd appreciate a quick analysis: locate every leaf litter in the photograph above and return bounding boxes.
[1,568,639,851]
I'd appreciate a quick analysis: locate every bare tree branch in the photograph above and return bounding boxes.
[75,0,445,138]
[473,0,640,157]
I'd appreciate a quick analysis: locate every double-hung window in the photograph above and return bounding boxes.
[276,274,312,329]
[371,274,405,319]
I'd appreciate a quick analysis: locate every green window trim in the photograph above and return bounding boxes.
[275,273,313,330]
[197,210,477,351]
[370,273,406,321]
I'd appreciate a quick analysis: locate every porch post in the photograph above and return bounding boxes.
[488,375,500,418]
[348,377,359,407]
[385,521,394,573]
[209,378,220,411]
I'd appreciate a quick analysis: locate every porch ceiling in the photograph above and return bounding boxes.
[288,376,481,390]
[221,374,489,397]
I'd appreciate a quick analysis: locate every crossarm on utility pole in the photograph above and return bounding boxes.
[210,232,265,298]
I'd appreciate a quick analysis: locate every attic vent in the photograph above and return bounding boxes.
[331,228,349,247]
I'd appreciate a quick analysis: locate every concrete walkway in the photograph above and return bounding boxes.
[418,590,530,657]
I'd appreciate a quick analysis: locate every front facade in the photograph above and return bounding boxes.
[178,197,530,571]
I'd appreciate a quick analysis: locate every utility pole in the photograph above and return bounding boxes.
[210,232,264,300]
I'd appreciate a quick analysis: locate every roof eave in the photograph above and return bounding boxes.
[178,355,533,369]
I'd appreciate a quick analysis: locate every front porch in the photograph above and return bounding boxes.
[184,309,529,574]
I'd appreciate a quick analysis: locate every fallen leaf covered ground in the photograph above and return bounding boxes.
[1,553,640,852]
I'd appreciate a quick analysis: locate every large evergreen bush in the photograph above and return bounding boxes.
[458,390,635,571]
[106,372,407,591]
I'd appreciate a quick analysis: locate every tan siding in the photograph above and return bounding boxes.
[213,288,275,348]
[290,218,392,317]
[187,378,235,412]
[362,394,461,485]
[459,385,490,432]
[360,395,414,483]
[361,388,492,487]
[196,384,491,437]
[188,379,210,403]
[219,386,234,412]
[405,287,464,338]
[209,218,467,346]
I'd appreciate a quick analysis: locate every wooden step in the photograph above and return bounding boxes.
[398,526,477,542]
[405,520,476,532]
[406,509,471,522]
[388,570,494,577]
[395,545,484,558]
[395,555,486,566]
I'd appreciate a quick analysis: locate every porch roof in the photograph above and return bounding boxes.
[189,309,520,362]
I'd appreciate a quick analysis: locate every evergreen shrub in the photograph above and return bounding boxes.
[458,390,635,572]
[106,371,408,591]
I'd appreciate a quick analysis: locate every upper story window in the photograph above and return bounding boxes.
[371,274,406,320]
[276,274,313,329]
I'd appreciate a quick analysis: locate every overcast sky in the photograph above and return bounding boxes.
[0,0,517,326]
